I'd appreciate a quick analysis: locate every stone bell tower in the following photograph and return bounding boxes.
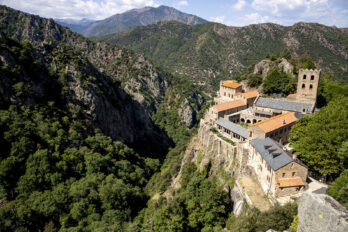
[296,69,320,104]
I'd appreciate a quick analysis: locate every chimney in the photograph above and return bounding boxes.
[292,153,297,160]
[282,119,286,125]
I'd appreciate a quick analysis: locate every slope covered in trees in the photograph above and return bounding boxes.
[0,34,162,231]
[95,21,348,90]
[0,6,207,231]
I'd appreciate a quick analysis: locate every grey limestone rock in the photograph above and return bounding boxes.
[297,192,348,232]
[278,58,294,74]
[253,59,275,78]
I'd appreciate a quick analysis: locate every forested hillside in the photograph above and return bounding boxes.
[0,6,207,231]
[96,21,348,90]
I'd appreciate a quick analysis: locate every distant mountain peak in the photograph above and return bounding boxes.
[55,5,207,37]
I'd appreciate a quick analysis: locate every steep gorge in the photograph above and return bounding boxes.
[0,5,205,155]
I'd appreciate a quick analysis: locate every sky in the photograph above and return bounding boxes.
[1,0,348,27]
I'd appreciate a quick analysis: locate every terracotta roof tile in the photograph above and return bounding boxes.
[251,112,299,133]
[242,91,259,99]
[277,177,304,187]
[213,100,246,112]
[222,81,242,89]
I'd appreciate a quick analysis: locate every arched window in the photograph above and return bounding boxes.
[311,75,315,80]
[309,84,313,89]
[302,83,305,89]
[246,119,251,124]
[303,74,307,80]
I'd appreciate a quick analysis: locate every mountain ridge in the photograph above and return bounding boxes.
[55,5,207,37]
[95,20,348,89]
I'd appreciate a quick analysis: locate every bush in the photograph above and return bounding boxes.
[247,74,262,88]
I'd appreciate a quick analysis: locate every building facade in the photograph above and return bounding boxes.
[248,112,301,144]
[248,138,308,197]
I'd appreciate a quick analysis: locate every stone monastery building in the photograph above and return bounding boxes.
[206,68,320,197]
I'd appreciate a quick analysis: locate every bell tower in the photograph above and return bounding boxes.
[296,69,320,104]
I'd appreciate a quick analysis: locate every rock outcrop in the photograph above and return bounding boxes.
[278,58,294,74]
[253,59,275,78]
[298,192,348,232]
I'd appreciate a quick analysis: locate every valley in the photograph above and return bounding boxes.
[0,3,347,232]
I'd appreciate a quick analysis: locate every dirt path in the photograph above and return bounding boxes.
[239,176,271,211]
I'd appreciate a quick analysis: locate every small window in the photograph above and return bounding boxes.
[280,187,283,190]
[310,84,313,89]
[282,173,285,177]
[224,92,226,96]
[311,75,315,80]
[303,75,307,80]
[302,84,306,89]
[249,131,252,137]
[292,172,296,177]
[291,163,294,168]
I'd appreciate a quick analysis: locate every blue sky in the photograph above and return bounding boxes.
[3,0,348,27]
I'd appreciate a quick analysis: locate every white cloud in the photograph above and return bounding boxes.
[232,0,246,11]
[243,12,269,24]
[3,0,159,20]
[251,0,329,17]
[210,16,225,24]
[229,12,270,26]
[177,1,189,6]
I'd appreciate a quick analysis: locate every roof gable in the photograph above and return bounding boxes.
[250,137,293,170]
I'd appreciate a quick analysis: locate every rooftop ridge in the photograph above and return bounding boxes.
[251,112,294,127]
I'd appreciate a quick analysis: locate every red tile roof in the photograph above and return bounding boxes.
[277,177,305,187]
[222,81,242,89]
[242,91,259,99]
[213,100,246,112]
[251,112,298,133]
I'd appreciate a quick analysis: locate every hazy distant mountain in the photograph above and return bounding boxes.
[56,5,207,37]
[54,18,97,34]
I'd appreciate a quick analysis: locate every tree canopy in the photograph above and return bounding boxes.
[290,97,348,179]
[263,68,296,95]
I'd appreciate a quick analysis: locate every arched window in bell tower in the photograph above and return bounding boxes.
[302,84,305,89]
